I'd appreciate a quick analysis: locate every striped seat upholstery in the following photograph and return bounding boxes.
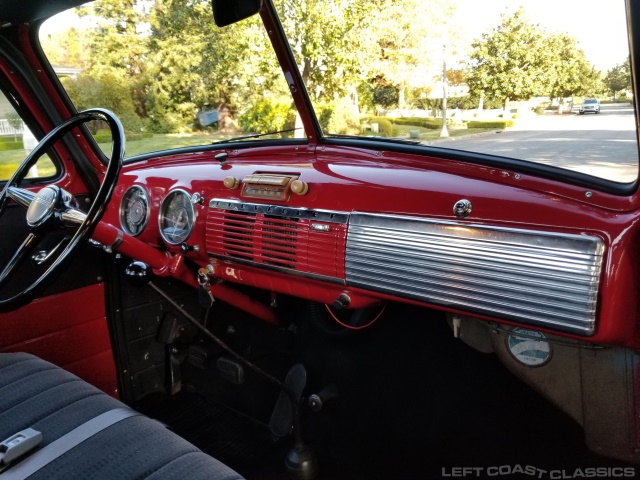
[0,353,244,480]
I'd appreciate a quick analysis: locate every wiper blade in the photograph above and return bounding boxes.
[211,127,302,145]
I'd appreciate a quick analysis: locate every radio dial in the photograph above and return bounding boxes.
[223,176,240,189]
[290,179,309,195]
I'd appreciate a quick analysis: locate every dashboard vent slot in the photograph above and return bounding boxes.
[207,200,348,280]
[220,210,256,261]
[346,213,604,336]
[260,216,299,268]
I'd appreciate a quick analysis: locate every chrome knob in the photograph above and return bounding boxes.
[453,199,472,218]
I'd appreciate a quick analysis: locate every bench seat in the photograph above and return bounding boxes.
[0,353,244,480]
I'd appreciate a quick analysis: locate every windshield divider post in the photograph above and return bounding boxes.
[259,0,322,150]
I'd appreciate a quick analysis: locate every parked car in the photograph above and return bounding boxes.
[0,0,639,479]
[579,98,601,114]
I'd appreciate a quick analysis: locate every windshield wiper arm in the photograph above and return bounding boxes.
[211,127,302,145]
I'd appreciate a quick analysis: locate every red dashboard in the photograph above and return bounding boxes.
[97,144,640,348]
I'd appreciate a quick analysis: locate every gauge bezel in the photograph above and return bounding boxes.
[119,185,150,237]
[159,188,195,245]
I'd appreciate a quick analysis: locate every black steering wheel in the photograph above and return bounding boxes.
[0,109,124,311]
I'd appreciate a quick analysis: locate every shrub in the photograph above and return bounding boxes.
[377,119,393,136]
[239,98,294,134]
[361,116,393,136]
[327,98,361,135]
[466,120,514,129]
[387,117,450,130]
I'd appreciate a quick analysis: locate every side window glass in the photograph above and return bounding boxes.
[0,91,56,181]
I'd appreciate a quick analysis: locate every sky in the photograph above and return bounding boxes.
[453,0,630,71]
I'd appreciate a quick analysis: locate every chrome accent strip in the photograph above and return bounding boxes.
[346,213,604,336]
[6,186,35,209]
[209,198,348,224]
[60,208,87,227]
[208,253,346,285]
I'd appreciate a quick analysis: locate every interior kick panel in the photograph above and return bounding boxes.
[0,283,118,396]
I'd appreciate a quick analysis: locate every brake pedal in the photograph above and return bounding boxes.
[269,364,307,437]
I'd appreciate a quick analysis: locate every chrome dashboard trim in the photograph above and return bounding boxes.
[345,213,604,336]
[209,199,349,224]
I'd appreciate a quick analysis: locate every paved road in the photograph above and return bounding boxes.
[432,104,638,183]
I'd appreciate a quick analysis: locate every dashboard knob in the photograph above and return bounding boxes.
[290,179,309,195]
[215,152,228,165]
[223,176,240,189]
[124,261,151,287]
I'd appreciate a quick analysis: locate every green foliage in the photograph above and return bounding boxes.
[64,73,145,133]
[546,33,592,100]
[466,120,514,129]
[277,0,374,101]
[362,117,393,136]
[389,117,450,130]
[375,118,393,137]
[467,8,551,108]
[373,85,399,108]
[239,98,295,134]
[366,0,454,109]
[326,98,361,135]
[605,59,631,99]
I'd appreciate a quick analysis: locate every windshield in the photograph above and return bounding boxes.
[40,0,637,184]
[40,1,305,158]
[276,0,637,184]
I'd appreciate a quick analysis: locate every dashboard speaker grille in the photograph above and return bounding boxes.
[206,200,348,280]
[346,213,604,336]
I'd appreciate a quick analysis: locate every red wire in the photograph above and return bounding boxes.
[324,303,387,330]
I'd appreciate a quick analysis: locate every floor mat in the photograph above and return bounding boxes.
[138,390,282,467]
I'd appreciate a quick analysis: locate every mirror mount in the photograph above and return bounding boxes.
[211,0,262,27]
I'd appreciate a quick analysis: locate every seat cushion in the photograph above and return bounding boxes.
[0,353,244,480]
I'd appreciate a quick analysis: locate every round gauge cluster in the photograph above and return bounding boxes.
[119,185,150,236]
[159,189,195,245]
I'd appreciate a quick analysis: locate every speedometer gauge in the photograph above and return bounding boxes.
[159,189,195,245]
[120,185,149,236]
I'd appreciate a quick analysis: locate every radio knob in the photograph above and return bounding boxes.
[290,179,309,195]
[223,176,240,189]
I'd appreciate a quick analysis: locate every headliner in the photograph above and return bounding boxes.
[0,0,91,24]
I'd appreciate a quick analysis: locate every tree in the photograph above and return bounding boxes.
[78,0,151,118]
[147,0,287,132]
[605,59,631,99]
[545,34,592,113]
[276,0,374,103]
[40,28,90,70]
[466,8,552,110]
[366,0,454,110]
